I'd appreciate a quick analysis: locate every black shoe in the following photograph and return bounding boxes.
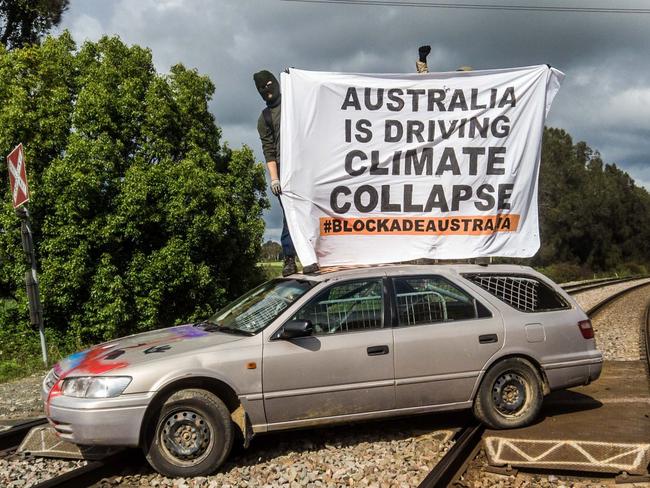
[282,256,297,276]
[302,263,319,274]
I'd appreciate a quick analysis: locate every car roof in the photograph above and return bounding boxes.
[290,263,540,283]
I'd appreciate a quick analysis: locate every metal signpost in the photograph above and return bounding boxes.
[6,143,48,365]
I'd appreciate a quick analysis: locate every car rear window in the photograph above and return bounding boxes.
[462,273,569,312]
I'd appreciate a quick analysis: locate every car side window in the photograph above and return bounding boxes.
[393,276,489,326]
[462,273,570,312]
[291,279,384,335]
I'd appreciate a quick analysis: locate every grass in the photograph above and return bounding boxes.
[0,332,76,384]
[0,337,49,384]
[535,261,647,284]
[0,357,47,383]
[258,261,283,279]
[0,297,70,383]
[259,260,308,279]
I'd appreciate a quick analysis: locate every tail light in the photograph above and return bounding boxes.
[577,319,594,339]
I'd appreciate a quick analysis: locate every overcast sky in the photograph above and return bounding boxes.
[57,0,650,241]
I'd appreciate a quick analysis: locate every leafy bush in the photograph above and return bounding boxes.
[536,262,591,283]
[0,34,268,355]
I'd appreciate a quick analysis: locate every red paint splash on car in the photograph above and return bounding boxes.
[46,324,211,414]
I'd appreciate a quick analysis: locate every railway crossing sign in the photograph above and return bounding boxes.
[6,143,29,209]
[5,142,47,364]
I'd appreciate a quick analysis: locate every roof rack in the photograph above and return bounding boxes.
[305,257,492,276]
[315,263,399,275]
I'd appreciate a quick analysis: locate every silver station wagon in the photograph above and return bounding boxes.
[42,264,602,477]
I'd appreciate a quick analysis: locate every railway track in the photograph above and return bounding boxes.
[417,276,650,488]
[0,418,134,487]
[418,424,484,488]
[560,275,642,294]
[584,279,650,316]
[643,305,650,382]
[28,450,132,488]
[0,418,47,453]
[1,276,648,488]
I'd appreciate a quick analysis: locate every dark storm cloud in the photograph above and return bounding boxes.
[59,0,650,240]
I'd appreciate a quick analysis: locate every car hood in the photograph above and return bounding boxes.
[52,324,243,379]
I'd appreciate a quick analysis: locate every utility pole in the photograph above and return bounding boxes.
[16,206,48,364]
[6,143,48,365]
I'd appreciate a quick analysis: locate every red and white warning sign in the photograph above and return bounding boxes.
[6,143,29,208]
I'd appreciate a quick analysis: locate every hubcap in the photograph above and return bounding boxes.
[160,409,212,465]
[492,372,527,416]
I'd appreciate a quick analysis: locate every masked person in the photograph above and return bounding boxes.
[254,70,320,276]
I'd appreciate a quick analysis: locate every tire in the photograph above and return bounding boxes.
[473,358,543,429]
[143,389,234,477]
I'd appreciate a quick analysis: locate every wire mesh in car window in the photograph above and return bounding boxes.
[463,274,568,312]
[234,295,290,331]
[212,279,314,333]
[393,277,478,326]
[292,279,383,334]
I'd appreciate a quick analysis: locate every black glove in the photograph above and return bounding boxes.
[418,45,431,63]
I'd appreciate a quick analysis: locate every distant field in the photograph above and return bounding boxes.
[259,261,283,278]
[259,260,307,278]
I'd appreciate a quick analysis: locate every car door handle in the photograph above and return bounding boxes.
[367,345,389,356]
[479,334,498,344]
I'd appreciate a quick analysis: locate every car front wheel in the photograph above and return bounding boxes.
[473,357,543,429]
[144,388,234,477]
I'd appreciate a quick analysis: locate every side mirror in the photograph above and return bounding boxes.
[277,320,313,340]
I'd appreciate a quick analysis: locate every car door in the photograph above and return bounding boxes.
[391,274,504,409]
[262,277,395,426]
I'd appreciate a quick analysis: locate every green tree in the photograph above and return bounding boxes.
[260,240,282,261]
[536,127,650,274]
[0,33,268,349]
[0,0,68,49]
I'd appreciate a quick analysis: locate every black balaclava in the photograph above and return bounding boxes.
[254,70,281,107]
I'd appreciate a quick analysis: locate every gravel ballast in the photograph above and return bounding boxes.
[589,284,650,361]
[0,374,44,420]
[570,278,650,312]
[0,451,86,488]
[97,417,455,488]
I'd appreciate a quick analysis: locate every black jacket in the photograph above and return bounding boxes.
[257,104,281,163]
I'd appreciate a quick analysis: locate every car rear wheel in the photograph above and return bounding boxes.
[144,389,234,477]
[473,358,543,429]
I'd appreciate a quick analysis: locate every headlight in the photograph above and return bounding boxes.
[61,376,132,398]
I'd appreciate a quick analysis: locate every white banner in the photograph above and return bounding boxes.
[280,65,564,267]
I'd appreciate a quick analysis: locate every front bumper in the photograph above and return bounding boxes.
[45,392,154,447]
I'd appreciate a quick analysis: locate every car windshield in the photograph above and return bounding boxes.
[204,279,315,334]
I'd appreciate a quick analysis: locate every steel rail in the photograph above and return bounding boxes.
[0,419,133,487]
[562,276,643,294]
[586,280,650,317]
[643,304,650,382]
[562,276,627,292]
[418,423,484,488]
[31,449,130,488]
[0,417,47,451]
